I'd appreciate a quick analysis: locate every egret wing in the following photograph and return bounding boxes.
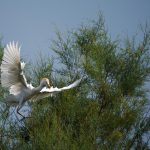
[0,42,28,95]
[30,78,82,102]
[41,78,82,92]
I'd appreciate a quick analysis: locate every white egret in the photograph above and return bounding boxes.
[0,42,82,118]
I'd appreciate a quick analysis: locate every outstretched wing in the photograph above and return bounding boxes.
[30,78,82,102]
[0,42,29,95]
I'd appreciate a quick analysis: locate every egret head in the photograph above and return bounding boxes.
[40,78,51,88]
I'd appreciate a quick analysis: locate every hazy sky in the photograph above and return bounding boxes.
[0,0,150,61]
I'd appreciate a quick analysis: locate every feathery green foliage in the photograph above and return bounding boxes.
[0,15,150,149]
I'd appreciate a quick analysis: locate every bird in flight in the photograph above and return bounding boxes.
[0,42,82,118]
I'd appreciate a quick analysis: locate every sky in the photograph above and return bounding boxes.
[0,0,150,61]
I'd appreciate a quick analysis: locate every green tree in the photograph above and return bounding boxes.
[50,15,150,149]
[0,15,150,149]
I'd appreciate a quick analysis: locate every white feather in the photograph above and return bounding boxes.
[40,78,82,93]
[1,41,82,118]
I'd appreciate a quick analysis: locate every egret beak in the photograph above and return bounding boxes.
[47,84,51,88]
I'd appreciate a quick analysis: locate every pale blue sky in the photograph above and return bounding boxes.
[0,0,150,61]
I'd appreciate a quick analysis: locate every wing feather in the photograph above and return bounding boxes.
[0,42,28,95]
[30,78,82,102]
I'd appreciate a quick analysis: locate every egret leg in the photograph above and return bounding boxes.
[16,100,32,121]
[16,98,26,119]
[16,108,26,122]
[17,107,25,118]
